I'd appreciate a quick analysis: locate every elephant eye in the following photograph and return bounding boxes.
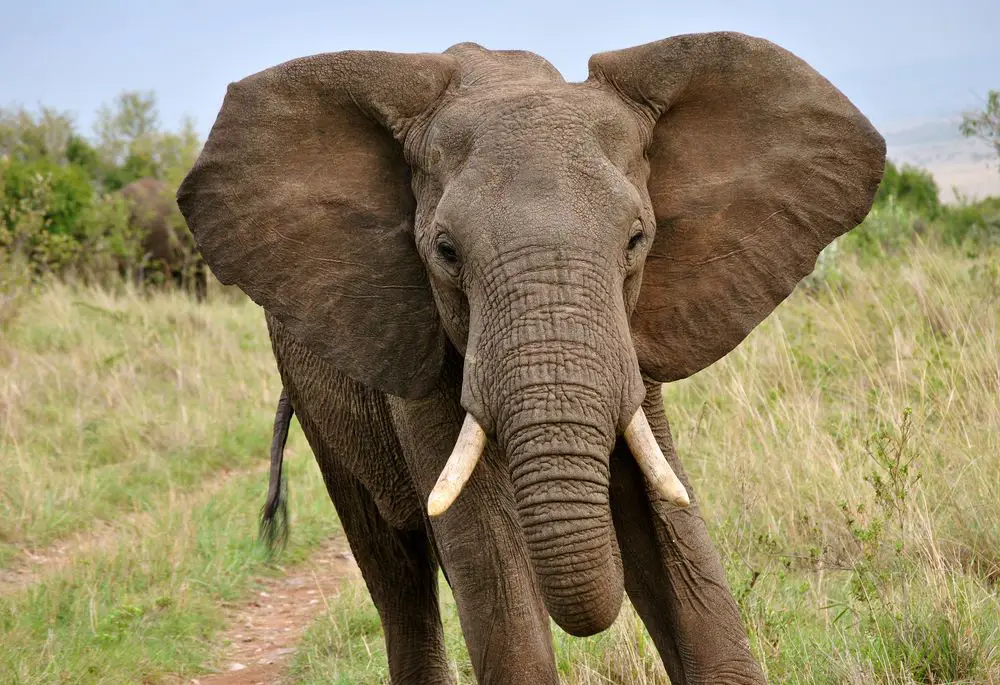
[627,228,645,252]
[435,236,460,265]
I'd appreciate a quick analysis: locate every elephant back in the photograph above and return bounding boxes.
[121,178,192,266]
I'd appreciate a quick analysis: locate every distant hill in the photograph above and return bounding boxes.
[884,118,999,203]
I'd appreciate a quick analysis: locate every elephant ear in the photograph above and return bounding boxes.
[177,51,458,398]
[588,32,885,381]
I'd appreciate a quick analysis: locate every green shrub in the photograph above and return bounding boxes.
[875,160,942,218]
[812,160,998,280]
[860,200,918,253]
[1,157,94,239]
[1,95,203,288]
[102,151,160,192]
[1,158,138,279]
[938,196,1000,248]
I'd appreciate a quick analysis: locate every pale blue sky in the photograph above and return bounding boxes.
[2,0,997,138]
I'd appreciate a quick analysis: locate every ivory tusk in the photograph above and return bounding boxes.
[624,409,690,507]
[427,413,488,517]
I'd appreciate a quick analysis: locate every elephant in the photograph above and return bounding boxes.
[176,31,885,684]
[120,177,207,300]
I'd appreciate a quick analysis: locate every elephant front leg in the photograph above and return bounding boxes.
[316,453,453,684]
[389,394,559,685]
[610,382,765,685]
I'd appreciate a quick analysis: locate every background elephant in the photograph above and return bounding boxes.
[177,32,885,684]
[120,177,207,300]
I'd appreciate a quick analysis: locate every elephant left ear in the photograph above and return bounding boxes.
[177,51,458,399]
[588,32,886,382]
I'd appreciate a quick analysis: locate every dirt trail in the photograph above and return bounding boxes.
[187,539,360,685]
[2,463,362,685]
[0,467,259,595]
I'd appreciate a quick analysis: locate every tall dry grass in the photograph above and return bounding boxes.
[664,242,1000,683]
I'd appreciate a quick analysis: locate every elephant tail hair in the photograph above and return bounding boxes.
[259,386,293,555]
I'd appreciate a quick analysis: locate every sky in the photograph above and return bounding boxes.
[2,0,998,140]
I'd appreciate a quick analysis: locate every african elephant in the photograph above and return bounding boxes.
[177,32,885,684]
[120,178,207,300]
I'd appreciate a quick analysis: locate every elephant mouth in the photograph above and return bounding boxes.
[426,408,689,517]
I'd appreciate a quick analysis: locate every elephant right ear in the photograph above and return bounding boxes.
[177,51,458,399]
[588,33,885,382]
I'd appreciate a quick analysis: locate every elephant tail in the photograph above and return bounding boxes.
[259,387,293,554]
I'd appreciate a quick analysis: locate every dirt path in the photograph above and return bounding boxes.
[0,467,259,596]
[187,539,360,685]
[2,464,362,685]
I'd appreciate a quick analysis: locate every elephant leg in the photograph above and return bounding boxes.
[609,382,765,685]
[315,452,452,684]
[388,386,559,685]
[193,263,208,302]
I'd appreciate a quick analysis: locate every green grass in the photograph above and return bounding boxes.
[2,236,998,684]
[290,579,667,684]
[0,283,284,557]
[0,281,340,683]
[0,443,339,684]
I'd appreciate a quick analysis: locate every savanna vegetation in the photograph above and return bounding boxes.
[1,93,200,293]
[1,90,999,683]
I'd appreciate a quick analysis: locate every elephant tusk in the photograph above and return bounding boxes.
[427,413,488,517]
[624,409,690,507]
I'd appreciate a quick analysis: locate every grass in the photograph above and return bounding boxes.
[668,238,1000,683]
[0,281,341,683]
[0,449,338,684]
[1,235,998,683]
[0,282,283,555]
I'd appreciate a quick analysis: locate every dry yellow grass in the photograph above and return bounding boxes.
[663,242,1000,683]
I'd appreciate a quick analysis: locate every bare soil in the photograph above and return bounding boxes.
[187,539,360,685]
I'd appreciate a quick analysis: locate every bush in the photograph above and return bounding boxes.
[938,196,1000,248]
[0,95,204,290]
[874,160,942,218]
[1,157,94,240]
[810,160,999,280]
[1,158,139,279]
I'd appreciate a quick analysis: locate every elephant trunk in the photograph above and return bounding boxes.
[502,383,624,636]
[459,247,647,636]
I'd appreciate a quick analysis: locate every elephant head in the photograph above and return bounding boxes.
[177,33,885,636]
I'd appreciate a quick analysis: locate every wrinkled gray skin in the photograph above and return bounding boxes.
[178,32,885,684]
[120,178,207,301]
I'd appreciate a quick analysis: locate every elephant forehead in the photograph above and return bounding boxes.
[422,83,643,179]
[446,83,634,138]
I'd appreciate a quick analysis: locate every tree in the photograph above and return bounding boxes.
[0,106,77,164]
[92,91,201,191]
[65,134,105,183]
[960,90,1000,167]
[93,90,160,167]
[2,156,94,238]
